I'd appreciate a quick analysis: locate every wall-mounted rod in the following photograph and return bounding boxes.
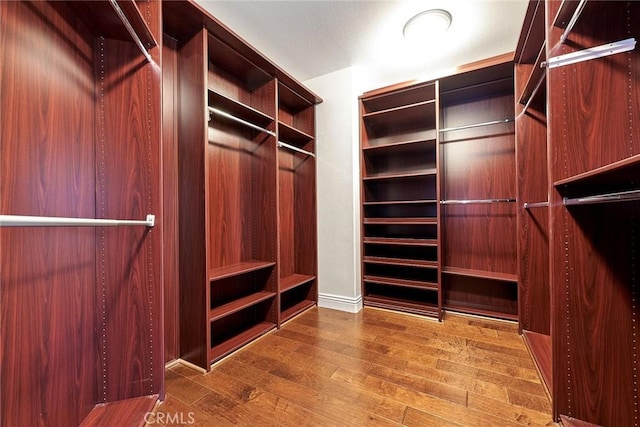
[277,141,315,158]
[0,214,155,227]
[545,38,636,69]
[208,107,276,137]
[439,118,514,133]
[524,201,549,209]
[559,0,588,44]
[440,198,516,205]
[109,0,154,64]
[563,189,640,206]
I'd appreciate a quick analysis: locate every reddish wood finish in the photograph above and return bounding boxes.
[547,1,640,424]
[559,415,604,427]
[80,395,158,427]
[523,331,552,397]
[162,35,180,364]
[1,1,163,425]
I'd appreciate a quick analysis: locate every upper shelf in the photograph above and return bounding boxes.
[514,0,545,65]
[209,90,274,128]
[361,82,436,114]
[554,154,640,196]
[362,101,436,136]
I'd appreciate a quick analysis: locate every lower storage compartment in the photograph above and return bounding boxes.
[442,274,517,320]
[363,282,439,318]
[280,280,316,323]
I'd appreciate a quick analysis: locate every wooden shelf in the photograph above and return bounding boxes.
[518,45,546,106]
[210,291,276,322]
[68,1,157,47]
[209,261,276,281]
[445,304,519,321]
[363,199,437,206]
[362,138,436,155]
[514,0,545,64]
[278,121,314,144]
[210,321,275,363]
[364,295,439,318]
[559,415,604,427]
[363,100,437,134]
[280,299,316,323]
[280,274,315,293]
[363,169,437,181]
[554,153,640,189]
[522,330,552,397]
[209,90,274,126]
[361,81,436,113]
[363,275,439,291]
[80,395,158,427]
[364,218,437,225]
[363,237,438,246]
[363,256,438,269]
[442,267,517,282]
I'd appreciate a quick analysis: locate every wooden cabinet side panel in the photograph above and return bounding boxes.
[0,2,97,425]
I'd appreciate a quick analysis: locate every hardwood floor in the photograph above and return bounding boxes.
[152,307,558,426]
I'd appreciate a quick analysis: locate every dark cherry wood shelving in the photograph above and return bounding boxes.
[209,291,276,322]
[209,321,275,361]
[362,100,437,135]
[445,304,519,321]
[363,169,437,181]
[442,266,518,282]
[364,256,438,268]
[80,395,158,427]
[278,121,314,144]
[280,300,315,323]
[361,81,436,113]
[209,261,276,281]
[522,331,552,397]
[363,199,437,206]
[554,153,640,189]
[208,90,275,126]
[362,138,436,154]
[518,45,546,106]
[280,274,316,293]
[364,295,439,317]
[363,237,438,246]
[363,275,439,291]
[559,416,604,427]
[363,218,437,225]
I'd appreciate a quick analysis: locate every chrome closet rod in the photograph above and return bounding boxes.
[440,198,516,205]
[560,0,588,44]
[0,214,155,227]
[208,107,276,137]
[109,0,154,63]
[277,141,315,158]
[563,189,640,206]
[524,201,549,209]
[439,118,514,133]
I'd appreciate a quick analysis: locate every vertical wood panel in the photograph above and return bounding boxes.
[0,2,97,425]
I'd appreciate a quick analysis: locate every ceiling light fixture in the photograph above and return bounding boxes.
[403,9,452,41]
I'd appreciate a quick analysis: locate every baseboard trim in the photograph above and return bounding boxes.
[318,293,363,313]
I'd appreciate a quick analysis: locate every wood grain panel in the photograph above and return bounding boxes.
[162,35,180,364]
[177,29,208,369]
[279,151,296,278]
[0,2,97,425]
[98,33,163,401]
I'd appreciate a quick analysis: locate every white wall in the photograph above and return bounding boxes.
[304,67,362,313]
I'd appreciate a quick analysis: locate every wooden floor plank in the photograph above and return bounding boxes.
[151,308,558,426]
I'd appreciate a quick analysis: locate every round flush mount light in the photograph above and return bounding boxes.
[403,9,452,41]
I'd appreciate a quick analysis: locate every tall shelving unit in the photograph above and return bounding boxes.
[359,82,441,319]
[163,0,321,371]
[439,60,519,321]
[1,1,164,426]
[545,0,640,424]
[277,82,318,324]
[515,0,551,401]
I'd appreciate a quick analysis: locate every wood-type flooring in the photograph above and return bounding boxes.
[151,307,557,426]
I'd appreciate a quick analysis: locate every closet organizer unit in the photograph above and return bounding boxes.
[1,1,163,426]
[546,0,639,424]
[163,1,320,371]
[439,59,518,321]
[360,82,441,319]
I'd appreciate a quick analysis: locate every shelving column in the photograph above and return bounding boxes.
[359,82,441,319]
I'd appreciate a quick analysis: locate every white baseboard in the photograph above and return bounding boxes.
[318,293,363,313]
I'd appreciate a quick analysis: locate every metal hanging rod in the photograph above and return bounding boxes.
[208,107,276,137]
[0,214,155,227]
[440,198,516,205]
[439,118,514,133]
[277,141,315,158]
[564,189,640,206]
[109,0,154,64]
[545,38,636,69]
[524,201,549,209]
[559,0,588,44]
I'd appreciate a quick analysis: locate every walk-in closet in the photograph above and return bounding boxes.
[2,0,639,426]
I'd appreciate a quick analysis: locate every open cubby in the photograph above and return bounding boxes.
[210,268,275,312]
[278,82,315,138]
[442,274,518,320]
[363,141,436,177]
[364,223,437,240]
[364,242,437,263]
[280,280,316,322]
[361,82,436,113]
[363,201,437,218]
[363,175,437,202]
[363,263,438,284]
[363,283,439,317]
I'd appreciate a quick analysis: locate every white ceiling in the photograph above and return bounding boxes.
[195,0,529,85]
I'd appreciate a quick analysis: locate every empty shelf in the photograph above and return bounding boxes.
[444,304,518,322]
[364,218,437,225]
[281,300,315,323]
[80,395,159,427]
[364,295,439,318]
[363,275,439,291]
[363,199,437,206]
[278,121,314,143]
[363,237,438,246]
[442,267,517,282]
[363,256,438,269]
[363,169,437,181]
[209,261,276,281]
[522,331,552,397]
[210,291,276,322]
[209,90,274,126]
[210,321,275,363]
[280,274,315,293]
